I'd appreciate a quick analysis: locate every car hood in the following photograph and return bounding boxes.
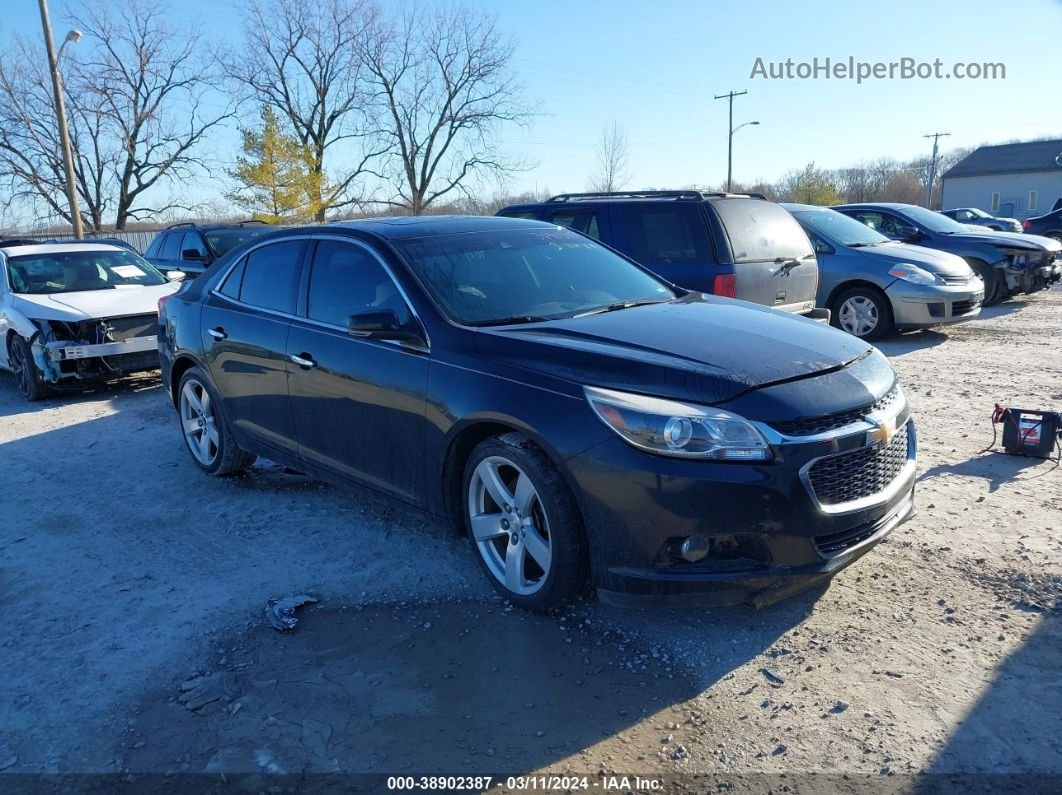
[12,282,179,321]
[474,295,873,405]
[950,230,1059,252]
[855,242,972,275]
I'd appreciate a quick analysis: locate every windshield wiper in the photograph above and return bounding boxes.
[476,314,553,327]
[573,298,668,318]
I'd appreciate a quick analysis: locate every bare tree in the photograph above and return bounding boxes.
[69,0,235,229]
[230,0,386,221]
[0,37,114,231]
[588,121,630,193]
[363,5,533,215]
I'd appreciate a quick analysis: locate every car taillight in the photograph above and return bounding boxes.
[157,294,171,315]
[1023,220,1032,230]
[712,273,737,298]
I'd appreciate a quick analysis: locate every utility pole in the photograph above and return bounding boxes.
[714,90,747,192]
[924,131,951,210]
[38,0,83,239]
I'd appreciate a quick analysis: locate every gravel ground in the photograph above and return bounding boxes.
[1,289,1059,792]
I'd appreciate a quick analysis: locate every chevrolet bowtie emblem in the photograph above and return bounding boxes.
[867,416,897,446]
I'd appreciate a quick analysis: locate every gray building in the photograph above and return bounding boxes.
[941,139,1062,220]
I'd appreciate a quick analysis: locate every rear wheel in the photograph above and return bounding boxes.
[177,367,256,476]
[967,259,1001,306]
[463,433,587,611]
[8,334,48,402]
[832,286,893,341]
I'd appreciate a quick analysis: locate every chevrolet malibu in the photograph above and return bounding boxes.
[158,217,917,610]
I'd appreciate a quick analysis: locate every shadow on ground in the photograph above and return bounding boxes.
[917,450,1059,493]
[116,594,822,779]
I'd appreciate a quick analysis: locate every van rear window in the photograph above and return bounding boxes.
[714,199,813,263]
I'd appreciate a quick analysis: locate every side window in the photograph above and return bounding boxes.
[159,233,182,260]
[617,205,710,265]
[852,212,886,233]
[218,259,246,299]
[873,213,908,239]
[181,232,209,260]
[548,210,602,241]
[145,235,164,259]
[500,210,541,220]
[306,240,410,328]
[238,240,306,314]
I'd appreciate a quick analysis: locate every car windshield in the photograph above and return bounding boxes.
[6,249,167,294]
[393,227,676,326]
[897,206,970,234]
[793,208,891,247]
[205,226,273,257]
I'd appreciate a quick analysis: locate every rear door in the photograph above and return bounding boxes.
[146,231,185,274]
[711,198,818,313]
[610,202,719,292]
[200,238,307,457]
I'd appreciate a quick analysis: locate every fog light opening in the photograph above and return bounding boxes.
[678,535,709,562]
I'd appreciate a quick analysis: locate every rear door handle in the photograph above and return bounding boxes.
[290,353,316,369]
[207,327,227,340]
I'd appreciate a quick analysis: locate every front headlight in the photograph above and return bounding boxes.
[584,386,772,461]
[887,263,938,286]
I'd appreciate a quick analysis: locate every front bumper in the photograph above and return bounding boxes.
[566,416,917,605]
[885,281,982,329]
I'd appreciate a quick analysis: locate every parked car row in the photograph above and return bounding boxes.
[1,189,1057,611]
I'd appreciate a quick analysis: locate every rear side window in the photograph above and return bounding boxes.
[616,204,710,265]
[237,240,306,314]
[145,234,164,259]
[713,199,814,263]
[159,233,182,260]
[548,210,602,241]
[500,210,540,220]
[306,240,410,328]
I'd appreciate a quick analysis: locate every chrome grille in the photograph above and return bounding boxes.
[807,425,910,506]
[939,273,972,285]
[770,385,901,437]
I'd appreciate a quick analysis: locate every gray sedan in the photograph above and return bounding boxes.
[784,204,984,341]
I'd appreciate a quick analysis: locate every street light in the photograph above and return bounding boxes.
[37,0,83,239]
[727,120,759,192]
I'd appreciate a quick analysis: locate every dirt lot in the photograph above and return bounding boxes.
[1,290,1060,792]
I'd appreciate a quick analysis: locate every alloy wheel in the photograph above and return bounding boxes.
[467,455,552,596]
[838,295,879,338]
[10,339,33,398]
[179,378,220,466]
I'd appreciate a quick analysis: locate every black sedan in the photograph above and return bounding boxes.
[1022,207,1062,241]
[158,217,916,610]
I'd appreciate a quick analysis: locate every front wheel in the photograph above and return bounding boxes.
[8,334,49,402]
[968,260,1001,306]
[832,286,893,341]
[463,433,588,611]
[177,367,256,476]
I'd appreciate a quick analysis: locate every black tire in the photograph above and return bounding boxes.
[831,285,893,341]
[8,334,49,402]
[176,366,256,476]
[462,432,588,612]
[968,259,1002,306]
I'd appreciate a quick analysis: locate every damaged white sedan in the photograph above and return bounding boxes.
[0,241,179,401]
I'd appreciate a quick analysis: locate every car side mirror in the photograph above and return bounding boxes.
[181,249,207,262]
[348,310,425,346]
[165,270,187,282]
[896,225,921,242]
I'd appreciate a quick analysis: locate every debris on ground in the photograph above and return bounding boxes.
[178,673,239,712]
[0,742,17,771]
[265,594,319,632]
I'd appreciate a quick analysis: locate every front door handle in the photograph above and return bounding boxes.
[207,327,227,340]
[290,353,316,369]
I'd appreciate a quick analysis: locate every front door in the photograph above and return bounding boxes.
[286,238,430,502]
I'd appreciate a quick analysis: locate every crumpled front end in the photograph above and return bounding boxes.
[28,314,161,384]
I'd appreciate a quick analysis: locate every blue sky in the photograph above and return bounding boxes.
[4,0,1061,208]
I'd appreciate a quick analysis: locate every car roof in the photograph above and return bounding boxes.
[0,242,124,257]
[832,203,918,211]
[326,214,555,240]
